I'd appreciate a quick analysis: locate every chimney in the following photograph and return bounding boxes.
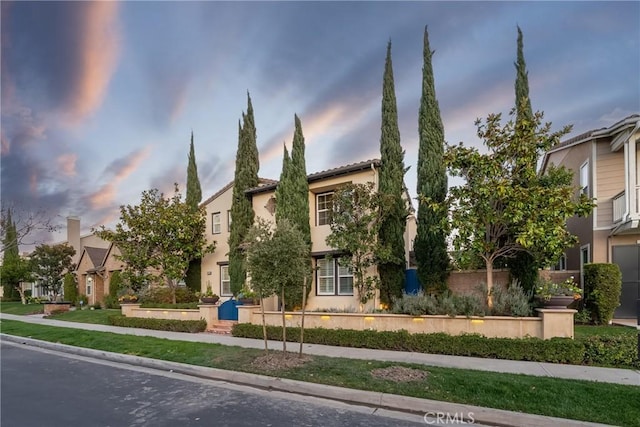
[67,216,81,263]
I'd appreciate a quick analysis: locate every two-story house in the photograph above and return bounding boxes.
[540,114,640,318]
[200,159,416,311]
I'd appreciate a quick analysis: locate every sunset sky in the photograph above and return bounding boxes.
[2,1,638,249]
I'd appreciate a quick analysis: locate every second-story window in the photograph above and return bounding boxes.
[212,212,221,234]
[227,210,232,232]
[317,192,334,226]
[580,161,589,196]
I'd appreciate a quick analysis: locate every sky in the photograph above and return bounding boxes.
[1,1,639,250]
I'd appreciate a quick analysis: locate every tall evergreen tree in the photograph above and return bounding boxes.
[185,132,203,292]
[377,41,407,305]
[186,132,202,210]
[275,115,311,308]
[509,26,538,293]
[1,209,22,300]
[228,93,260,295]
[415,26,449,293]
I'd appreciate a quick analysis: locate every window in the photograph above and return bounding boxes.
[86,276,93,296]
[552,254,567,271]
[316,258,353,295]
[220,265,231,296]
[580,161,589,196]
[317,192,334,226]
[580,244,590,288]
[212,212,221,234]
[227,210,232,232]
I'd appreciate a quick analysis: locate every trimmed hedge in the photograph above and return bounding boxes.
[139,302,199,309]
[583,263,622,325]
[108,315,206,333]
[232,324,639,368]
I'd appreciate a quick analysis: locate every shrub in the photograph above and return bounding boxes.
[77,294,89,307]
[91,302,102,310]
[583,264,622,325]
[232,324,584,364]
[109,271,123,298]
[582,335,639,368]
[63,273,78,305]
[490,281,532,317]
[138,286,199,304]
[574,308,591,324]
[107,316,206,333]
[391,291,486,317]
[139,302,199,309]
[103,295,120,309]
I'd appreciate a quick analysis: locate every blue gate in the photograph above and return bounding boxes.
[404,268,420,295]
[218,299,239,321]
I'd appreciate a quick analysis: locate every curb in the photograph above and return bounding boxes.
[1,334,612,427]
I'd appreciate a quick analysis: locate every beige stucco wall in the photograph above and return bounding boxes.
[200,184,234,299]
[596,142,625,229]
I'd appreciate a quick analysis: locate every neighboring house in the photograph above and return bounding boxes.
[76,243,125,305]
[540,114,640,318]
[200,159,417,311]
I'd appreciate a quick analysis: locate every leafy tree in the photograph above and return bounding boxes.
[0,205,59,253]
[97,185,215,304]
[63,273,78,305]
[443,109,594,298]
[245,218,309,354]
[30,243,76,301]
[508,25,539,294]
[109,270,124,298]
[377,41,408,305]
[275,115,312,309]
[185,131,203,292]
[325,183,390,311]
[0,210,32,302]
[229,93,260,295]
[414,26,449,294]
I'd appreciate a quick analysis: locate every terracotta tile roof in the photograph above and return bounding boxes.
[246,159,381,195]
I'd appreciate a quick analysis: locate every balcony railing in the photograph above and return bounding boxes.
[612,191,625,223]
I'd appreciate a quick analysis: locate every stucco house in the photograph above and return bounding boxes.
[76,243,125,305]
[540,114,640,318]
[200,159,417,311]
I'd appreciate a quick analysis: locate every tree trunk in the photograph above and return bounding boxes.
[15,285,26,305]
[486,258,494,308]
[259,291,268,353]
[299,277,307,357]
[281,288,286,353]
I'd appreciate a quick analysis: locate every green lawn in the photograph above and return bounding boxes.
[0,301,43,315]
[1,319,639,427]
[575,324,637,338]
[46,308,121,325]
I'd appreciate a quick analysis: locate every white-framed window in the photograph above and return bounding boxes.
[580,244,590,289]
[212,212,221,234]
[580,161,589,196]
[316,258,353,295]
[317,192,334,226]
[227,210,232,232]
[552,254,567,271]
[86,276,93,296]
[220,265,231,296]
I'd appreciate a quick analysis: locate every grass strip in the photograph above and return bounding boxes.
[0,302,43,315]
[1,319,638,426]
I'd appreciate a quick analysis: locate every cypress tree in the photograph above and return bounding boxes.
[377,41,407,305]
[1,209,21,299]
[510,26,538,294]
[229,93,260,295]
[184,132,203,292]
[275,115,311,308]
[415,26,449,293]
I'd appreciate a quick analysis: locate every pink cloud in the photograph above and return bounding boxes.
[56,153,77,177]
[64,2,120,124]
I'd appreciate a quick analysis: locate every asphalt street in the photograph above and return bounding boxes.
[1,342,428,427]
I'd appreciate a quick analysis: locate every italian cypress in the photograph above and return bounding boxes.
[229,93,260,295]
[1,209,21,299]
[510,26,538,294]
[275,115,311,308]
[184,132,203,292]
[377,41,407,305]
[415,26,449,293]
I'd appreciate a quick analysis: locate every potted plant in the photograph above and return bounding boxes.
[200,286,219,304]
[237,287,258,305]
[535,277,582,308]
[118,292,139,304]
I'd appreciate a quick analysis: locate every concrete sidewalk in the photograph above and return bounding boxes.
[1,313,637,427]
[1,313,638,386]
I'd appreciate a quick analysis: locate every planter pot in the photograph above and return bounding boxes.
[539,295,576,309]
[200,296,220,305]
[237,297,258,305]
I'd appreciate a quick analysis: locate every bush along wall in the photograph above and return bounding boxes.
[583,263,622,325]
[108,316,206,333]
[232,324,639,369]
